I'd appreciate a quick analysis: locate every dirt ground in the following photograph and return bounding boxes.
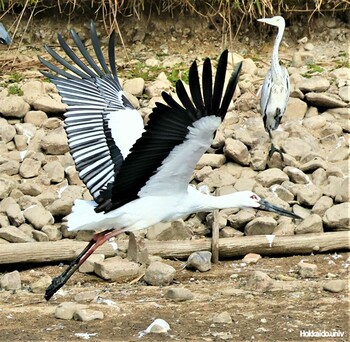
[0,253,349,342]
[0,11,349,342]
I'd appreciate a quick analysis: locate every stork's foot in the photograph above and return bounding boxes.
[268,144,284,161]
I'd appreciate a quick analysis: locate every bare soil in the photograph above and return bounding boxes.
[0,12,349,342]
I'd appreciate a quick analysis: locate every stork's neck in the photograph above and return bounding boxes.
[271,24,285,77]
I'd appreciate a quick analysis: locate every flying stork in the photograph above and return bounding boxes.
[258,16,290,160]
[39,21,300,300]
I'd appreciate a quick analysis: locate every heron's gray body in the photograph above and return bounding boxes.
[0,23,12,45]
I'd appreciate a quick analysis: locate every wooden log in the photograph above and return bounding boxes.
[0,231,349,265]
[211,209,220,263]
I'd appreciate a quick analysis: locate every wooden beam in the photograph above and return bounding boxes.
[0,231,349,265]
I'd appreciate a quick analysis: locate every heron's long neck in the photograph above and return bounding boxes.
[271,25,284,77]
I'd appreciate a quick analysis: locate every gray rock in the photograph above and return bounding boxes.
[0,160,20,176]
[0,121,16,143]
[269,184,294,202]
[143,261,176,286]
[297,76,330,93]
[74,309,104,322]
[274,221,295,235]
[166,287,194,301]
[23,205,54,229]
[94,256,140,281]
[40,127,69,155]
[323,280,346,293]
[281,138,312,160]
[246,271,274,292]
[283,166,310,184]
[295,214,323,234]
[0,95,30,118]
[30,274,52,293]
[49,198,73,217]
[312,168,327,187]
[305,92,347,108]
[18,182,42,196]
[127,232,149,264]
[6,203,24,226]
[323,203,350,231]
[224,138,250,166]
[0,226,35,242]
[296,184,323,206]
[32,230,49,241]
[282,97,308,123]
[297,261,317,278]
[19,158,41,178]
[323,176,344,198]
[41,225,62,241]
[336,177,350,203]
[186,251,212,272]
[0,178,17,200]
[74,290,99,302]
[212,311,233,324]
[0,270,21,290]
[339,85,349,102]
[256,168,289,187]
[242,253,261,264]
[245,217,277,235]
[311,196,333,216]
[54,302,88,320]
[219,226,244,237]
[79,254,105,273]
[43,161,65,183]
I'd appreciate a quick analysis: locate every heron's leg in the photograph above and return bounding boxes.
[45,228,126,301]
[267,129,284,161]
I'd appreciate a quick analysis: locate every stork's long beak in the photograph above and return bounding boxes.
[258,199,301,219]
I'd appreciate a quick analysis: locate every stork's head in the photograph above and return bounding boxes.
[0,23,12,45]
[238,191,300,219]
[257,16,285,29]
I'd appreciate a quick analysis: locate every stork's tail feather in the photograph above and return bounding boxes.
[66,200,104,231]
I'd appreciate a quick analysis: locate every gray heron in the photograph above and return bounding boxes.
[258,16,290,160]
[39,21,301,300]
[0,22,12,45]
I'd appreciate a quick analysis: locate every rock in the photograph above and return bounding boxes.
[250,146,268,171]
[295,214,323,234]
[166,287,194,301]
[297,76,330,93]
[305,92,347,108]
[282,97,308,123]
[274,221,295,235]
[196,154,226,169]
[312,168,327,187]
[41,225,62,241]
[143,261,176,286]
[79,254,105,273]
[40,127,69,155]
[0,270,21,290]
[283,166,310,184]
[18,182,42,196]
[242,253,261,264]
[245,217,277,235]
[19,158,41,178]
[30,274,52,293]
[234,178,256,192]
[212,311,233,324]
[6,203,24,226]
[94,256,140,281]
[339,85,350,102]
[0,121,16,143]
[0,226,35,242]
[228,209,255,229]
[74,290,99,302]
[0,160,20,176]
[43,161,65,183]
[23,205,54,229]
[24,110,48,127]
[201,168,237,190]
[269,184,294,202]
[323,203,350,231]
[297,261,317,278]
[224,138,250,165]
[32,230,49,241]
[296,184,323,207]
[281,138,312,160]
[74,309,104,322]
[186,251,212,272]
[311,196,333,216]
[54,302,88,320]
[32,94,66,113]
[48,198,73,217]
[323,176,344,198]
[0,95,30,118]
[123,78,145,97]
[336,177,350,203]
[143,319,170,334]
[256,168,288,187]
[323,280,346,293]
[246,271,274,292]
[127,232,149,264]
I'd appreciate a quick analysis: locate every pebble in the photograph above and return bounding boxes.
[73,309,104,322]
[242,253,262,264]
[186,251,212,272]
[0,270,21,290]
[323,279,346,293]
[143,261,176,286]
[166,287,194,301]
[246,271,274,292]
[297,261,317,278]
[54,302,89,320]
[74,290,99,303]
[212,311,233,324]
[30,274,52,293]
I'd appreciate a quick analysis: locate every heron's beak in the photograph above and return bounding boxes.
[257,18,272,25]
[258,199,301,219]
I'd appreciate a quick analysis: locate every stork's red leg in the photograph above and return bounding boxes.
[45,228,126,301]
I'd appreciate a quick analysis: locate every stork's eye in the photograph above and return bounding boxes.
[250,194,259,201]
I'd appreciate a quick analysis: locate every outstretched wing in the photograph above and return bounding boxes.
[39,21,144,203]
[96,51,242,212]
